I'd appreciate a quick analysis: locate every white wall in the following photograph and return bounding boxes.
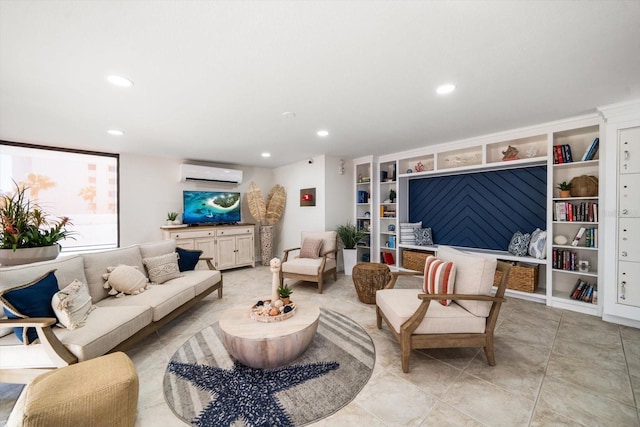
[119,153,273,249]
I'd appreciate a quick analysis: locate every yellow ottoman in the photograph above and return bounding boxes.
[8,352,138,427]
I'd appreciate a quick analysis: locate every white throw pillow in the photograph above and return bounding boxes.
[51,280,95,330]
[102,265,150,297]
[143,252,181,284]
[400,222,422,245]
[529,228,547,259]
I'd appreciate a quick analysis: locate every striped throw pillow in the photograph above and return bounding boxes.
[423,255,456,306]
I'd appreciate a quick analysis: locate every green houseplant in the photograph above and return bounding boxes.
[0,181,74,266]
[556,181,572,198]
[336,221,366,275]
[278,284,293,304]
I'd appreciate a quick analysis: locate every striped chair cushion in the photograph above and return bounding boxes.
[423,256,456,306]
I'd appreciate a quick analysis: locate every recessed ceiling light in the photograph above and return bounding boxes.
[282,112,296,118]
[107,75,134,87]
[317,130,329,137]
[436,83,456,95]
[261,152,271,158]
[107,129,125,136]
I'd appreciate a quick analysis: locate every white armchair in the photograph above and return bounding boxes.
[279,231,338,293]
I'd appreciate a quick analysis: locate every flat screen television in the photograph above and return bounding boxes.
[183,191,241,225]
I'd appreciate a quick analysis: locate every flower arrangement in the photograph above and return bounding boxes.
[0,181,74,251]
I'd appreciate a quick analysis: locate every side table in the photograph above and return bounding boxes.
[352,263,391,304]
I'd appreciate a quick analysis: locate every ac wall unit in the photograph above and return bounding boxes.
[179,164,243,185]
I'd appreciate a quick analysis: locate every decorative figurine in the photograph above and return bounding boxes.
[502,145,519,161]
[415,161,424,172]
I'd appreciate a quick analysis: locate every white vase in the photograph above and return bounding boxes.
[342,248,358,275]
[0,245,61,267]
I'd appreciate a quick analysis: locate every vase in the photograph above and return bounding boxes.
[0,245,61,267]
[259,225,274,266]
[342,248,358,275]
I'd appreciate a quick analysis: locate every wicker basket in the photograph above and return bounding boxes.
[401,249,433,271]
[493,262,539,293]
[570,175,598,197]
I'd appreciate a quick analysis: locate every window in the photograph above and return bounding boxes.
[1,141,119,251]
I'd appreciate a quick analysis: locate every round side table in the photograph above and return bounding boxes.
[352,263,391,304]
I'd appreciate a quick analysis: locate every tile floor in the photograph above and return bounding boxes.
[2,266,639,426]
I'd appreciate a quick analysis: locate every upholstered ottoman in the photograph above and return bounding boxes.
[8,352,138,427]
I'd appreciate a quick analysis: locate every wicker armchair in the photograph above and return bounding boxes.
[376,246,511,373]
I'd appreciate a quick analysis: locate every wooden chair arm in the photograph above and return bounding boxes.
[282,247,301,262]
[0,318,57,328]
[417,293,507,303]
[200,256,217,270]
[385,270,422,289]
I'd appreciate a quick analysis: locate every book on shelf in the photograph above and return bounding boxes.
[569,279,597,303]
[382,252,395,265]
[571,227,586,246]
[581,137,599,161]
[553,144,573,164]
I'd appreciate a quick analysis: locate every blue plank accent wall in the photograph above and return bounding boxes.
[408,166,547,251]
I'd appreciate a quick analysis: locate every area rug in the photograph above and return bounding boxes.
[163,308,375,427]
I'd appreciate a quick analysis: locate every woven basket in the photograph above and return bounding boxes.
[402,249,433,271]
[570,175,598,197]
[493,263,539,293]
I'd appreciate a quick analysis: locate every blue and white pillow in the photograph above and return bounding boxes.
[414,228,434,246]
[508,231,531,257]
[400,222,422,245]
[528,228,547,259]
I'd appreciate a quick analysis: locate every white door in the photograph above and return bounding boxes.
[619,261,640,307]
[619,127,640,174]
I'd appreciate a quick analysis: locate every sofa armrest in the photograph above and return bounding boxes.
[0,317,58,328]
[417,293,506,303]
[200,256,216,270]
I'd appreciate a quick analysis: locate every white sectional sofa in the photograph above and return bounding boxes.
[0,240,222,383]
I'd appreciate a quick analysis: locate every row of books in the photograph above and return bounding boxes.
[553,201,598,222]
[571,226,598,248]
[552,137,599,164]
[552,249,578,271]
[357,190,369,204]
[570,279,597,304]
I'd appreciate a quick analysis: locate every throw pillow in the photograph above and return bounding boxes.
[508,231,531,257]
[414,227,434,246]
[143,253,181,284]
[529,228,547,259]
[423,255,456,306]
[400,221,422,245]
[102,265,150,297]
[300,238,323,259]
[51,280,95,330]
[0,270,59,344]
[176,247,203,271]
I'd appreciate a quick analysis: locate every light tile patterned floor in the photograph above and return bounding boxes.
[2,266,639,426]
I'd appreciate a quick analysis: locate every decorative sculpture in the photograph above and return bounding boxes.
[502,145,519,161]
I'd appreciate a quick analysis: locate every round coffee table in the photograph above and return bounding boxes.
[218,300,320,369]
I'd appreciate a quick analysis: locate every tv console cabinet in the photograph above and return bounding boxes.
[162,224,255,270]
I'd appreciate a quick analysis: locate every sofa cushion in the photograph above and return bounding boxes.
[281,257,337,276]
[96,282,196,322]
[176,247,202,272]
[423,255,456,306]
[0,255,86,294]
[51,280,95,330]
[0,270,59,344]
[139,240,176,259]
[376,289,486,334]
[166,269,221,296]
[437,246,497,317]
[53,305,152,361]
[83,246,144,303]
[143,253,181,284]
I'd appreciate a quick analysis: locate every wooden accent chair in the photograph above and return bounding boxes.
[376,246,511,373]
[280,231,338,293]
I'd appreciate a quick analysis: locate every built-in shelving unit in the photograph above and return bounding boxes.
[354,157,373,263]
[378,160,398,266]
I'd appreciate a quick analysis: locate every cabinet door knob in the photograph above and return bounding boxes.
[621,251,628,257]
[624,150,630,160]
[622,209,629,215]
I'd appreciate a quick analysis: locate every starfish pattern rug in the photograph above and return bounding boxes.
[163,308,375,427]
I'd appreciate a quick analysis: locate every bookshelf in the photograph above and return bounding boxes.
[378,160,398,266]
[550,124,601,315]
[354,157,373,263]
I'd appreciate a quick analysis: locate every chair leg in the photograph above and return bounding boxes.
[333,269,337,281]
[279,274,284,287]
[400,331,411,373]
[318,276,323,294]
[484,336,496,366]
[376,307,382,329]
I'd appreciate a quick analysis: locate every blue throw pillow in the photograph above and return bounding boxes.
[0,270,59,344]
[176,247,203,271]
[508,231,532,257]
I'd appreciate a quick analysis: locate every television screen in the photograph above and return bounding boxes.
[183,191,241,225]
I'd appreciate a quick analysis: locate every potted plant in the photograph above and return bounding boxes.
[278,284,293,304]
[0,181,74,266]
[557,181,572,198]
[389,189,396,203]
[336,221,366,275]
[166,211,180,225]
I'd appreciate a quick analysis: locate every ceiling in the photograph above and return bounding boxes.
[1,1,639,168]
